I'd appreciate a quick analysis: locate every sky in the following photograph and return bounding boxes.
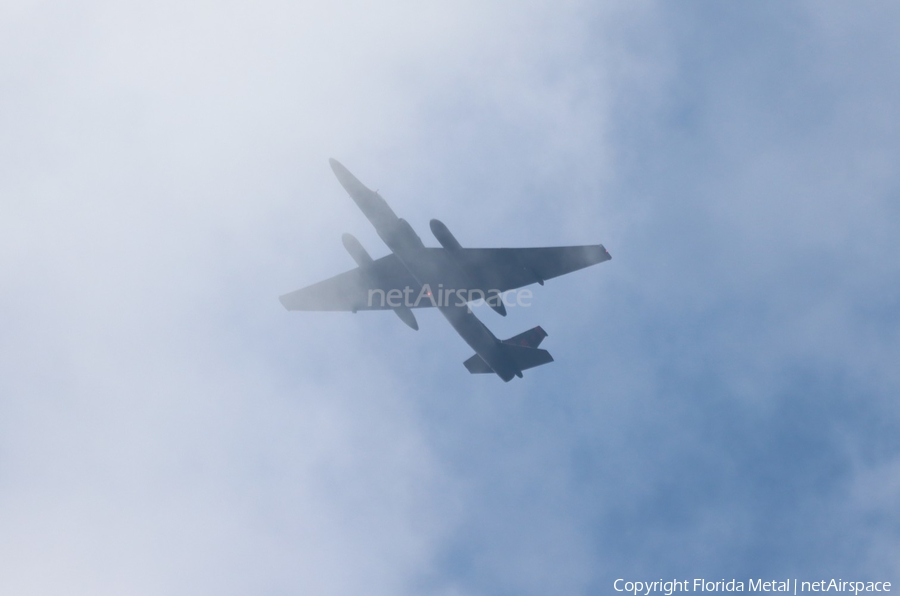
[2,1,899,594]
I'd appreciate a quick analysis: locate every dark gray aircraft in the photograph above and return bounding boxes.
[279,159,611,381]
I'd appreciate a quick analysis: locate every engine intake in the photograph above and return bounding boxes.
[342,233,374,267]
[429,219,463,251]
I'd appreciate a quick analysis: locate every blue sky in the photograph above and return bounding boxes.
[2,1,898,594]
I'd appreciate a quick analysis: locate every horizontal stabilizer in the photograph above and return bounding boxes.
[501,326,547,348]
[463,354,494,374]
[463,333,554,377]
[502,343,554,372]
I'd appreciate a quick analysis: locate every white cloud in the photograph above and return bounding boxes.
[3,1,899,593]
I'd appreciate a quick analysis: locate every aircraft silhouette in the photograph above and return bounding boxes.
[280,159,611,381]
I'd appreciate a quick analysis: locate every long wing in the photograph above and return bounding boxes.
[279,254,422,311]
[434,244,611,293]
[280,244,610,311]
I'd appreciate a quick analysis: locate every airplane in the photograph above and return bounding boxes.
[279,159,611,381]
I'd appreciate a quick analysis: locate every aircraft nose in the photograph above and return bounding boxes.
[329,158,370,196]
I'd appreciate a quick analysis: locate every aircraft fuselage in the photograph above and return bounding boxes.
[281,159,610,379]
[329,159,520,381]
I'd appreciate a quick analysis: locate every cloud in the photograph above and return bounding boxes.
[2,1,898,594]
